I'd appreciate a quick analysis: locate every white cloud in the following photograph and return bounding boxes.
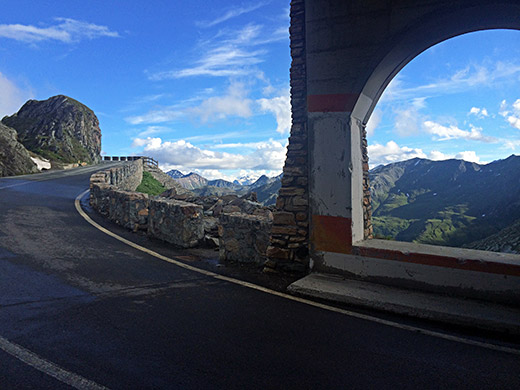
[499,99,508,116]
[393,98,426,136]
[211,139,286,149]
[126,82,263,126]
[469,107,489,118]
[455,151,480,163]
[368,141,427,167]
[136,126,171,138]
[368,143,485,167]
[188,82,253,122]
[197,2,269,28]
[132,137,287,171]
[183,131,247,143]
[504,139,520,150]
[383,62,520,102]
[0,18,119,44]
[149,23,285,80]
[257,91,291,134]
[429,150,451,161]
[365,109,381,137]
[500,99,520,130]
[507,116,520,130]
[126,107,183,125]
[423,120,497,142]
[0,72,32,116]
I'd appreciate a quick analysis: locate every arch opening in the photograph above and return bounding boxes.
[361,29,520,255]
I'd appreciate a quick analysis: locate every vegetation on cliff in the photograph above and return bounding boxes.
[370,155,520,252]
[136,171,167,196]
[2,95,101,164]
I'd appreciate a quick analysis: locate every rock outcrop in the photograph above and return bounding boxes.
[2,95,101,164]
[465,219,520,254]
[0,122,38,177]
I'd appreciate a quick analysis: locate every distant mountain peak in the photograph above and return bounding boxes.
[166,169,184,179]
[172,171,208,190]
[233,174,261,186]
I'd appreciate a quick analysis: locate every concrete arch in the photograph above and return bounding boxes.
[354,3,520,126]
[267,0,520,298]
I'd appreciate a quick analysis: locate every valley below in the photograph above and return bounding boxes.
[369,156,520,253]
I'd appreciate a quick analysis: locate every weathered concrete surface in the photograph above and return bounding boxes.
[288,273,520,335]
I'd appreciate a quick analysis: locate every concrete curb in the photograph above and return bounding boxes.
[288,273,520,336]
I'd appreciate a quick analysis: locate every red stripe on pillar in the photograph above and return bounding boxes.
[307,93,359,112]
[312,215,352,254]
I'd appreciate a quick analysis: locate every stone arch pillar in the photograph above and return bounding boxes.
[266,0,520,275]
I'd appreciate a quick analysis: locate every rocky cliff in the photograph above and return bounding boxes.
[2,95,101,164]
[0,123,39,177]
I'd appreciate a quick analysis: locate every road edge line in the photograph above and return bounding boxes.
[75,189,520,356]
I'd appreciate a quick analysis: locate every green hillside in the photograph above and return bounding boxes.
[370,155,520,250]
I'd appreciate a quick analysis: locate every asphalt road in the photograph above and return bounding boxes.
[0,165,519,389]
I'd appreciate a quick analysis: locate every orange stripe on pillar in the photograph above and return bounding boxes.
[312,215,352,254]
[307,93,359,112]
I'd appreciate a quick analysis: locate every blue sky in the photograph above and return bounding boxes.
[368,29,520,167]
[1,2,519,179]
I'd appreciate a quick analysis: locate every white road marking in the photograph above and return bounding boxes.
[0,336,109,390]
[75,189,520,356]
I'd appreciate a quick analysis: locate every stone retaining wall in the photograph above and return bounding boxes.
[219,213,272,265]
[90,161,276,262]
[89,160,203,247]
[148,198,204,248]
[90,158,143,192]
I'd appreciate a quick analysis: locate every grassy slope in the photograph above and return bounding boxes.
[136,171,166,196]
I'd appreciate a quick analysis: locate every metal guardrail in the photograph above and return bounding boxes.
[102,156,158,168]
[142,157,158,168]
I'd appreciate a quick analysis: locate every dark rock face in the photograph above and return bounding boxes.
[0,122,38,177]
[2,95,101,163]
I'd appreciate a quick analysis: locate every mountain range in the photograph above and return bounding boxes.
[166,155,520,253]
[369,155,520,251]
[167,169,282,206]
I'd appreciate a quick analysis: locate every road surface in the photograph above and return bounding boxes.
[0,166,519,389]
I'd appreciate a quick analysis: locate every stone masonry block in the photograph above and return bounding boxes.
[148,198,204,248]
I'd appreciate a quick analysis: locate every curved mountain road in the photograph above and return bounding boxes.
[0,166,519,389]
